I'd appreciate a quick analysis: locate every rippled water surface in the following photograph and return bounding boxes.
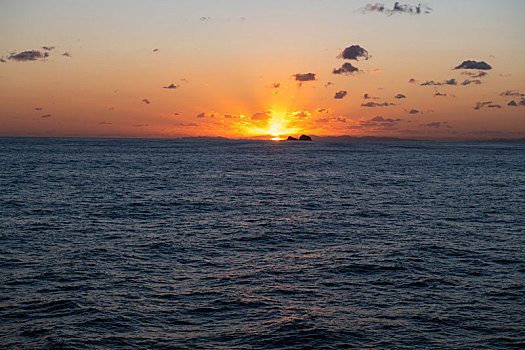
[1,138,524,349]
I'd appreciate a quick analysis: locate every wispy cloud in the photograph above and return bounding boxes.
[461,79,482,86]
[462,71,487,78]
[362,2,432,15]
[361,101,395,107]
[474,101,501,110]
[41,114,52,118]
[420,78,457,86]
[421,121,451,128]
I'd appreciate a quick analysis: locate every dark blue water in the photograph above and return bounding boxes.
[1,138,524,349]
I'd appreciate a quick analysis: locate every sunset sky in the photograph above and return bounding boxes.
[1,0,524,140]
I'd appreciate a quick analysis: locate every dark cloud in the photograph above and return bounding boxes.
[333,62,359,75]
[434,92,447,97]
[132,124,149,127]
[462,71,487,78]
[163,83,179,89]
[500,90,524,97]
[508,100,518,107]
[420,80,441,86]
[364,93,379,100]
[251,112,272,121]
[34,107,43,111]
[454,60,492,70]
[488,104,502,108]
[361,102,395,107]
[99,121,112,125]
[293,73,316,82]
[142,99,150,104]
[406,109,420,114]
[153,48,159,53]
[394,93,406,99]
[318,117,347,123]
[200,16,211,21]
[42,46,55,51]
[325,82,334,87]
[421,78,457,86]
[196,113,206,118]
[362,2,432,15]
[316,108,328,113]
[474,101,492,110]
[62,52,71,57]
[408,78,417,84]
[422,122,450,128]
[273,83,281,88]
[8,50,48,62]
[461,79,482,86]
[41,114,52,118]
[338,45,370,61]
[357,115,402,129]
[0,57,5,63]
[520,100,525,106]
[334,91,347,99]
[173,122,198,127]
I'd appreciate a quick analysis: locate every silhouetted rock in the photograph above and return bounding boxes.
[299,135,312,141]
[286,136,298,141]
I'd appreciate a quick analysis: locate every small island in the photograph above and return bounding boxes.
[286,135,312,141]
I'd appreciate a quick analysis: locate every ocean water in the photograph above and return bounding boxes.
[0,138,524,349]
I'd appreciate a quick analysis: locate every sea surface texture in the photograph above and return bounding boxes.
[1,138,524,349]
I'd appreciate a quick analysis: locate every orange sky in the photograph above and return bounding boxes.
[1,0,524,140]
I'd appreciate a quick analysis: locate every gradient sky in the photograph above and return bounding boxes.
[1,0,524,139]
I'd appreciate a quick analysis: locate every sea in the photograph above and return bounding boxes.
[0,137,524,349]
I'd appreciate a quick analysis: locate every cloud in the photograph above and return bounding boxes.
[370,68,383,74]
[488,104,502,108]
[462,71,487,78]
[325,82,334,87]
[318,117,347,123]
[333,62,359,75]
[153,48,159,53]
[434,92,447,97]
[363,93,379,100]
[408,78,417,84]
[316,108,328,113]
[0,57,5,63]
[454,60,492,70]
[362,2,432,15]
[200,16,211,21]
[420,78,457,86]
[406,109,420,114]
[500,90,524,97]
[356,115,402,129]
[41,114,52,118]
[422,121,451,128]
[173,122,198,127]
[461,79,482,86]
[293,73,316,82]
[251,111,272,121]
[361,101,395,107]
[508,100,518,107]
[394,93,406,99]
[62,52,71,57]
[163,83,179,89]
[8,50,48,62]
[99,121,112,125]
[42,46,55,51]
[34,107,43,111]
[334,90,347,99]
[338,45,370,61]
[142,99,150,104]
[132,124,149,127]
[273,82,281,88]
[474,101,493,110]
